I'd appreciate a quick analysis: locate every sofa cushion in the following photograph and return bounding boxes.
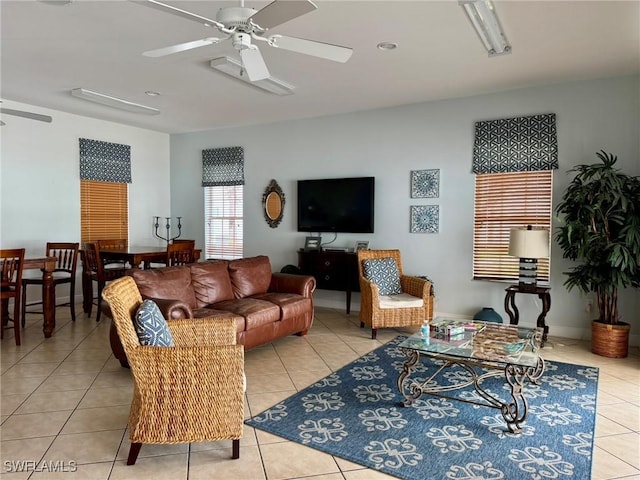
[228,256,272,299]
[134,299,174,346]
[190,260,234,308]
[362,257,402,296]
[191,307,246,334]
[132,266,197,309]
[251,292,312,319]
[213,298,280,330]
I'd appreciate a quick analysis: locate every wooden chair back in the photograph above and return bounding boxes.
[83,242,127,322]
[96,239,128,250]
[47,242,79,276]
[1,248,26,345]
[166,240,196,266]
[97,239,128,268]
[0,248,25,288]
[83,242,105,277]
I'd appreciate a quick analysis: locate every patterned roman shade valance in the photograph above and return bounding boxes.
[472,113,558,174]
[79,138,132,183]
[202,146,245,187]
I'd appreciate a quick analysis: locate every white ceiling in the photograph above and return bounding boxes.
[1,1,638,134]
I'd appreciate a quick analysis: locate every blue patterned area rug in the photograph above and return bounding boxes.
[246,336,598,480]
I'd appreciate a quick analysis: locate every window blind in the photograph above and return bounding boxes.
[473,171,552,282]
[80,180,129,243]
[204,185,243,260]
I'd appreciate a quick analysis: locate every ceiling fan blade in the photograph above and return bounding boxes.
[132,0,225,29]
[250,0,317,30]
[269,35,353,63]
[143,38,220,57]
[0,108,53,123]
[240,48,270,82]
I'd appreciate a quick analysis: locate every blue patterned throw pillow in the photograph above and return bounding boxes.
[362,257,402,296]
[134,299,174,347]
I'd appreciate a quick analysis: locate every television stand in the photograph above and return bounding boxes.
[297,249,359,314]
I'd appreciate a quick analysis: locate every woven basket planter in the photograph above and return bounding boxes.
[591,320,630,358]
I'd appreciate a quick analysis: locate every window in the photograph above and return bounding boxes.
[78,138,131,243]
[80,180,128,243]
[201,146,245,260]
[473,170,552,282]
[204,185,243,259]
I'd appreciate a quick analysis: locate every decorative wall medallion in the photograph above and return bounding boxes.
[410,205,439,233]
[411,169,439,198]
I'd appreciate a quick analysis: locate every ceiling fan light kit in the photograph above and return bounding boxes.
[210,57,294,96]
[138,0,353,90]
[460,0,511,57]
[71,88,160,115]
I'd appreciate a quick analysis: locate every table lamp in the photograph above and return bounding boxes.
[508,225,550,290]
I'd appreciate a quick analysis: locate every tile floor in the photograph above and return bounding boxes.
[1,305,639,479]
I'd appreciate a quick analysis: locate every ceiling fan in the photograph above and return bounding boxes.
[135,0,353,82]
[0,102,53,126]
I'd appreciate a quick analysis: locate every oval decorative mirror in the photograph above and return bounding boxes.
[263,179,285,228]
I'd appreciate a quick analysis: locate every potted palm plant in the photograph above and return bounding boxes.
[555,151,640,357]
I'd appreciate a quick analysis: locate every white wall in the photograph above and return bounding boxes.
[1,100,171,301]
[170,75,640,345]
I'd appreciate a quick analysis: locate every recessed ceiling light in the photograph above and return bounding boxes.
[377,42,398,51]
[145,91,161,97]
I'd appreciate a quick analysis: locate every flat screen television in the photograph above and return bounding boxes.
[297,176,375,233]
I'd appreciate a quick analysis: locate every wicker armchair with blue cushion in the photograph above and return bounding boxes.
[101,276,244,465]
[357,249,433,339]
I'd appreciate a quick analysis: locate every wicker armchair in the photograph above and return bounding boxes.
[101,276,244,465]
[357,249,433,339]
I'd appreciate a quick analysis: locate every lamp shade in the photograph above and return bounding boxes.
[509,227,549,258]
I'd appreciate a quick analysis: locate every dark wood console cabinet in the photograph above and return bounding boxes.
[297,250,359,314]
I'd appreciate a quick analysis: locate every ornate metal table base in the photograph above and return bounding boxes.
[397,349,545,433]
[504,284,551,346]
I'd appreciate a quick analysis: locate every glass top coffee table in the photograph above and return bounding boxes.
[397,318,545,433]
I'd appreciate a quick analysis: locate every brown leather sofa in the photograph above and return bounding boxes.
[107,255,316,367]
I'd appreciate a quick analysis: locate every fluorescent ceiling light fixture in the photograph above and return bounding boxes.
[209,57,294,96]
[460,0,511,57]
[70,88,160,115]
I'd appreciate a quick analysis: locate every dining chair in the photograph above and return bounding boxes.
[1,248,26,345]
[166,240,196,266]
[83,242,127,322]
[21,242,79,326]
[97,238,129,269]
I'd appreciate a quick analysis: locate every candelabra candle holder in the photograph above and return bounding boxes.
[153,216,182,244]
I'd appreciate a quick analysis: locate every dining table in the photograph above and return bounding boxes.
[80,245,202,314]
